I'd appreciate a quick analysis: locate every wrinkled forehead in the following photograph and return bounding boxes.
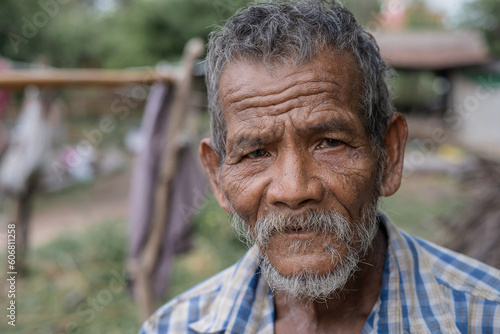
[218,49,365,124]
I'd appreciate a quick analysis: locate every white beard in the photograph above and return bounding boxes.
[230,205,379,301]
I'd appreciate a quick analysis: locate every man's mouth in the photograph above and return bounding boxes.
[283,227,316,237]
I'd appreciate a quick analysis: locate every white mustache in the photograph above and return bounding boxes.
[254,210,356,248]
[230,209,360,250]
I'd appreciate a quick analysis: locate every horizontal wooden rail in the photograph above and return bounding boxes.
[0,68,178,88]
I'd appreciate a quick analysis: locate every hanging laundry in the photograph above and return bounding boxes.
[0,86,50,196]
[128,82,208,298]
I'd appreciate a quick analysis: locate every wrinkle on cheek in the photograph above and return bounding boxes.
[319,155,369,177]
[221,166,262,218]
[319,149,377,193]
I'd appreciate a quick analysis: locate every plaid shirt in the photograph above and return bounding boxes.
[140,214,500,333]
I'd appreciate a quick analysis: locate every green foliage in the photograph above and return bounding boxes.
[459,0,500,57]
[0,220,139,334]
[0,1,48,63]
[392,71,445,112]
[381,174,464,242]
[0,1,107,66]
[97,0,248,68]
[0,0,384,68]
[42,8,106,67]
[4,0,498,68]
[341,0,382,26]
[0,0,250,68]
[405,1,443,29]
[101,0,251,67]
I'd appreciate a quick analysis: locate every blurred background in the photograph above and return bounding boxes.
[0,0,499,333]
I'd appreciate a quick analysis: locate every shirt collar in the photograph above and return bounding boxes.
[378,214,461,333]
[189,246,274,333]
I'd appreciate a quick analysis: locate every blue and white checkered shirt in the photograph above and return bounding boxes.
[140,214,500,333]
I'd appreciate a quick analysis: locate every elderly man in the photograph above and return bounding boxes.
[141,1,500,333]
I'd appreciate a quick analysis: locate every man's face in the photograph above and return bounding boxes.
[212,50,382,279]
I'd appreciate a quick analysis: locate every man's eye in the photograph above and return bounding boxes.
[247,149,267,159]
[319,138,342,148]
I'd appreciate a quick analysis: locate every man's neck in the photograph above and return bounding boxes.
[273,227,388,334]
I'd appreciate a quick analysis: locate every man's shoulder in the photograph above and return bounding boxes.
[140,265,233,333]
[140,247,264,334]
[375,216,500,332]
[408,232,500,303]
[381,214,500,304]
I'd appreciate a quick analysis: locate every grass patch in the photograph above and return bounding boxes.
[381,174,464,242]
[0,220,139,334]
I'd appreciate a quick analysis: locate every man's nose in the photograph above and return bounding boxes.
[267,150,324,210]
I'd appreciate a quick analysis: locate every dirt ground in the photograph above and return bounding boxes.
[28,169,131,246]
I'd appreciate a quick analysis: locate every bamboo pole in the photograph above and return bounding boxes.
[0,68,177,88]
[133,38,205,320]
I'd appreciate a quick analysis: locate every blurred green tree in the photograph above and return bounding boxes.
[0,1,46,63]
[0,0,384,68]
[97,0,248,68]
[405,0,443,29]
[342,0,382,26]
[459,0,500,57]
[0,0,250,68]
[0,0,105,66]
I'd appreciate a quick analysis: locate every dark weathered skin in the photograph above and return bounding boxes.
[200,50,408,333]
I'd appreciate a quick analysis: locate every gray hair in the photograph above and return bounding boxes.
[206,0,395,162]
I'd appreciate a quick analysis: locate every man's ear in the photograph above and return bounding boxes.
[199,138,231,213]
[380,113,408,197]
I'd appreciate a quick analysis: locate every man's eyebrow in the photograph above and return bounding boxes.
[305,118,358,136]
[231,136,268,152]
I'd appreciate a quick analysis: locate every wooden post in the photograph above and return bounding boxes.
[133,38,205,320]
[12,174,38,274]
[0,68,176,88]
